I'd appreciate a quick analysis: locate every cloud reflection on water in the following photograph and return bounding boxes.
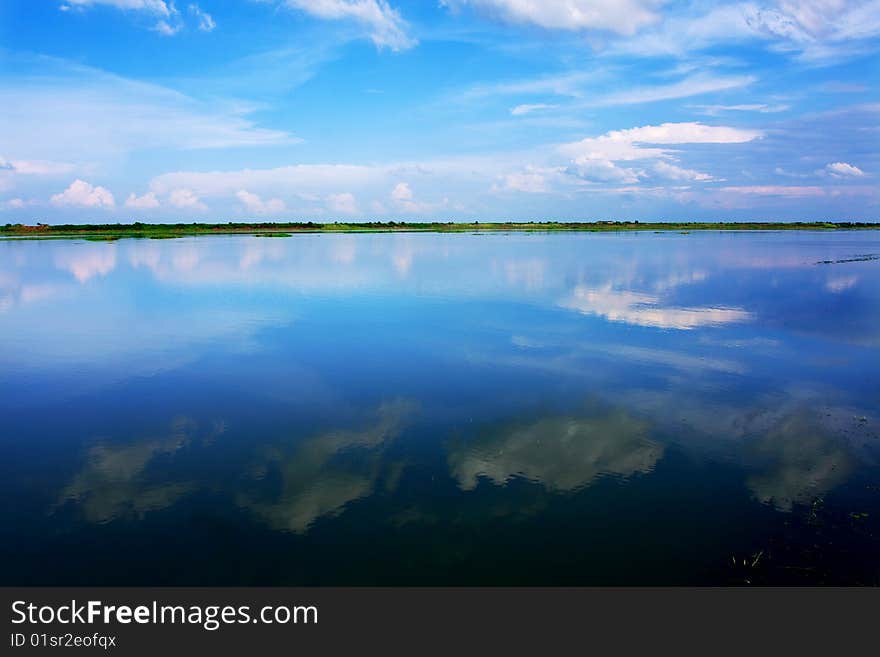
[559,284,752,330]
[237,399,418,533]
[449,405,662,493]
[58,417,201,523]
[745,413,854,512]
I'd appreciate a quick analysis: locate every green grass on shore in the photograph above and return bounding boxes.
[2,220,879,239]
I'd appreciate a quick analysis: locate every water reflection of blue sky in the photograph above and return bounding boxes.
[1,232,879,554]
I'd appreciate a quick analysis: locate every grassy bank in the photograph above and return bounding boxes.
[3,220,879,239]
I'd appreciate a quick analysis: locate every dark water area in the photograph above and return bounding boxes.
[1,231,879,585]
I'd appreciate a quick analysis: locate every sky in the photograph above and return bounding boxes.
[0,0,878,223]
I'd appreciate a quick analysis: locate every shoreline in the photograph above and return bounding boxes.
[2,221,880,240]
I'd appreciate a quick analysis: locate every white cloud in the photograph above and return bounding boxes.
[153,19,182,36]
[824,161,865,177]
[168,188,207,210]
[591,74,756,107]
[510,103,558,116]
[615,1,880,62]
[560,122,760,184]
[326,192,359,215]
[653,161,714,182]
[0,158,77,176]
[236,190,287,214]
[125,191,161,209]
[61,0,173,14]
[391,181,414,203]
[568,159,642,183]
[494,171,549,193]
[720,185,826,197]
[562,122,762,159]
[441,0,664,36]
[61,0,186,35]
[463,71,597,100]
[465,71,754,109]
[63,0,216,34]
[189,4,215,31]
[694,103,790,115]
[389,182,441,213]
[282,0,416,50]
[50,179,116,208]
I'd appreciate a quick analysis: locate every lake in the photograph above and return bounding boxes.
[1,230,878,585]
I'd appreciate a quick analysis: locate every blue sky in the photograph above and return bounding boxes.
[1,0,878,222]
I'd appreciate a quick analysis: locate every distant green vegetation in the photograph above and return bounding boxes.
[2,220,879,239]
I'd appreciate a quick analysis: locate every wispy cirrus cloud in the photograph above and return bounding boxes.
[588,73,756,107]
[692,103,791,115]
[510,103,559,116]
[441,0,665,36]
[278,0,416,50]
[0,55,295,163]
[611,0,880,63]
[60,0,215,36]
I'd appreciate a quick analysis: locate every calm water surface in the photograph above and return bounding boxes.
[1,231,879,584]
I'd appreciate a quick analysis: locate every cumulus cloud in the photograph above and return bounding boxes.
[493,171,549,193]
[125,191,160,209]
[571,159,642,183]
[653,161,714,182]
[168,188,207,210]
[282,0,416,50]
[561,122,762,161]
[560,122,760,184]
[50,179,116,208]
[326,192,359,215]
[441,0,664,36]
[390,181,414,203]
[389,181,442,213]
[236,190,286,214]
[823,161,865,177]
